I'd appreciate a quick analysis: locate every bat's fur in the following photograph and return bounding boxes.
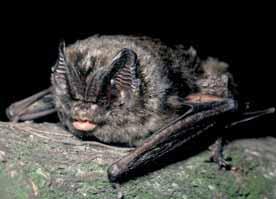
[51,35,235,147]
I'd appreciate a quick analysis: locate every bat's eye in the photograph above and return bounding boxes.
[110,79,115,86]
[70,95,81,101]
[87,96,97,104]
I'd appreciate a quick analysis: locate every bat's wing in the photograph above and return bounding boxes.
[108,95,237,183]
[6,87,56,122]
[108,94,275,183]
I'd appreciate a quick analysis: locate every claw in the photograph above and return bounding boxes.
[112,183,124,199]
[209,153,232,170]
[208,138,232,170]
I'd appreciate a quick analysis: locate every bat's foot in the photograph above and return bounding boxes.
[111,183,124,199]
[207,138,232,170]
[208,152,232,170]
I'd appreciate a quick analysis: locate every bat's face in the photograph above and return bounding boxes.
[67,69,117,133]
[51,42,148,144]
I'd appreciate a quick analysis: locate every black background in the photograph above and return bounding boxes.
[0,4,275,137]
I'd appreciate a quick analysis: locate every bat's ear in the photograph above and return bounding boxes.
[51,40,68,96]
[109,48,140,92]
[52,40,84,99]
[58,40,66,64]
[52,40,66,73]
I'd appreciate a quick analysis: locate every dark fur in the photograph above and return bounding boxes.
[51,35,234,146]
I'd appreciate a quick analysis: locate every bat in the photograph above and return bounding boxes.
[6,35,275,186]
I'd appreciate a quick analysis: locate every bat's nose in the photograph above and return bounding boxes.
[72,104,88,118]
[78,110,90,120]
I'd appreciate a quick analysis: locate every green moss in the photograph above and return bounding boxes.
[121,148,275,199]
[3,147,275,199]
[0,164,31,199]
[29,167,49,188]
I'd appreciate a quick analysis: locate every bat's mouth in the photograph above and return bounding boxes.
[72,119,97,131]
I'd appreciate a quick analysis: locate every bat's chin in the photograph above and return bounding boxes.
[72,120,97,131]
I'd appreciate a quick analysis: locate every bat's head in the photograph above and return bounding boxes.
[51,41,143,140]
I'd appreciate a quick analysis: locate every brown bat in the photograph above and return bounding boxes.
[6,35,275,186]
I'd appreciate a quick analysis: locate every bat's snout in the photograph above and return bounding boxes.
[71,103,99,131]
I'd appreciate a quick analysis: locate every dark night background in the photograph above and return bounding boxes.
[0,4,275,138]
